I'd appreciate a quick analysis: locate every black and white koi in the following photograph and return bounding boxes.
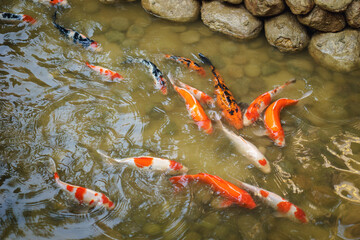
[0,12,36,24]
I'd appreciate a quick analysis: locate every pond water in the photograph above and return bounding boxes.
[1,0,360,239]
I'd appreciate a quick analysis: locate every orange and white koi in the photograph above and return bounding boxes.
[50,159,115,210]
[52,12,101,51]
[169,173,256,209]
[125,57,167,95]
[176,80,215,108]
[39,0,69,7]
[215,115,270,173]
[97,150,188,175]
[86,62,123,82]
[264,91,312,147]
[199,53,243,130]
[0,12,36,24]
[164,54,206,76]
[231,179,308,223]
[168,74,213,134]
[243,79,296,126]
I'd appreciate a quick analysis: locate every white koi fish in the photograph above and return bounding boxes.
[38,0,69,7]
[97,150,188,175]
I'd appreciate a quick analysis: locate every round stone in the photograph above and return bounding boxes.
[105,31,125,43]
[143,222,162,236]
[244,64,261,77]
[180,30,201,44]
[220,41,238,56]
[110,17,130,31]
[126,24,145,39]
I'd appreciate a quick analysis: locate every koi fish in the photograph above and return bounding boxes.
[231,178,308,223]
[86,62,123,82]
[164,54,206,76]
[52,12,101,51]
[199,53,243,130]
[168,74,213,134]
[125,57,167,95]
[39,0,69,7]
[0,12,36,24]
[264,91,312,147]
[243,79,296,126]
[169,173,256,209]
[214,114,270,173]
[176,80,215,108]
[97,150,188,175]
[49,159,115,210]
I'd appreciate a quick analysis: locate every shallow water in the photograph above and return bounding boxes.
[1,0,360,239]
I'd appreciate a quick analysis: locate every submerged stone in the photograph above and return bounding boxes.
[180,30,201,44]
[143,222,162,236]
[314,0,352,12]
[110,16,130,31]
[285,0,314,15]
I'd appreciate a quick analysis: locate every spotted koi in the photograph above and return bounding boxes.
[243,79,296,126]
[50,159,115,210]
[125,57,167,95]
[52,12,101,51]
[176,80,215,108]
[168,74,213,134]
[86,62,123,82]
[215,115,270,173]
[169,173,256,209]
[199,53,243,130]
[97,150,188,175]
[232,179,308,223]
[164,54,206,76]
[0,12,36,24]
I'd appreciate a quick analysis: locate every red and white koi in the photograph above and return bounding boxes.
[243,79,296,126]
[264,91,312,147]
[169,173,256,209]
[0,12,36,25]
[38,0,69,7]
[97,150,188,175]
[214,114,270,173]
[176,80,215,108]
[86,62,123,82]
[231,179,308,223]
[126,57,167,95]
[50,159,115,210]
[52,12,101,51]
[168,74,213,134]
[164,54,206,76]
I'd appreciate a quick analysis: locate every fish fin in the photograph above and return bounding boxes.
[220,199,235,208]
[273,211,286,218]
[252,128,268,136]
[97,150,117,163]
[166,73,176,87]
[198,53,213,66]
[49,159,57,174]
[297,90,313,101]
[286,78,296,85]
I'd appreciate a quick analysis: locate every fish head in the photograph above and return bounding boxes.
[198,120,213,134]
[169,160,188,174]
[22,15,36,24]
[99,194,115,210]
[90,41,102,52]
[257,158,271,174]
[274,137,285,147]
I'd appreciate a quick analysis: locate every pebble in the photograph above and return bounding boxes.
[261,60,281,76]
[344,223,360,239]
[180,30,201,44]
[307,185,339,208]
[110,17,130,31]
[286,58,314,78]
[219,41,238,56]
[248,36,265,49]
[226,64,244,79]
[183,231,202,240]
[199,212,220,230]
[237,214,265,239]
[105,31,125,43]
[142,222,162,236]
[198,26,213,37]
[315,66,332,81]
[244,63,261,78]
[83,1,100,13]
[339,204,360,225]
[232,54,249,65]
[171,26,187,33]
[126,24,145,39]
[135,16,152,27]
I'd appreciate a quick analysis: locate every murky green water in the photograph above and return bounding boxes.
[1,0,360,239]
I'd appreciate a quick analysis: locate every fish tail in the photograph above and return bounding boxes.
[166,73,176,87]
[48,159,61,183]
[169,176,188,191]
[97,150,118,164]
[198,53,213,66]
[297,90,313,101]
[52,11,57,25]
[85,62,91,68]
[285,78,296,86]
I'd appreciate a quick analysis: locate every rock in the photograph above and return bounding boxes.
[126,24,145,39]
[110,17,130,31]
[314,0,352,12]
[285,0,314,14]
[105,31,125,43]
[297,6,346,32]
[201,1,263,40]
[99,0,136,3]
[244,63,261,77]
[265,12,310,52]
[219,41,238,56]
[307,185,339,208]
[346,0,360,28]
[141,0,200,22]
[308,30,360,72]
[261,60,281,76]
[83,1,100,13]
[180,30,201,44]
[244,0,285,17]
[286,58,314,77]
[344,223,360,239]
[142,222,162,236]
[183,232,202,240]
[339,204,360,225]
[222,0,243,4]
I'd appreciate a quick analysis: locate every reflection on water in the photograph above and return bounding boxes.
[1,0,360,239]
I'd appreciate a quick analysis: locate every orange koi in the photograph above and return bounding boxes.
[243,79,296,126]
[199,53,243,130]
[169,173,256,209]
[86,62,123,82]
[176,80,215,108]
[164,54,206,76]
[0,12,36,24]
[39,0,69,7]
[168,74,213,134]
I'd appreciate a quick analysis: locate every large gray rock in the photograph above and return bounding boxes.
[314,0,352,13]
[265,12,310,52]
[141,0,200,22]
[244,0,285,17]
[346,0,360,28]
[297,6,346,32]
[201,1,263,40]
[308,30,360,72]
[222,0,243,4]
[285,0,314,14]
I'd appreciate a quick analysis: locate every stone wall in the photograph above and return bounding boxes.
[99,0,360,73]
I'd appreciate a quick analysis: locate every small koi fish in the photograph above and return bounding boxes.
[52,12,101,51]
[243,79,296,126]
[264,91,312,147]
[97,150,188,175]
[169,173,256,209]
[125,57,167,95]
[168,74,213,134]
[199,53,243,130]
[231,178,308,223]
[176,80,215,108]
[39,0,69,7]
[86,62,123,82]
[164,54,206,76]
[0,12,36,25]
[50,159,115,210]
[214,114,270,173]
